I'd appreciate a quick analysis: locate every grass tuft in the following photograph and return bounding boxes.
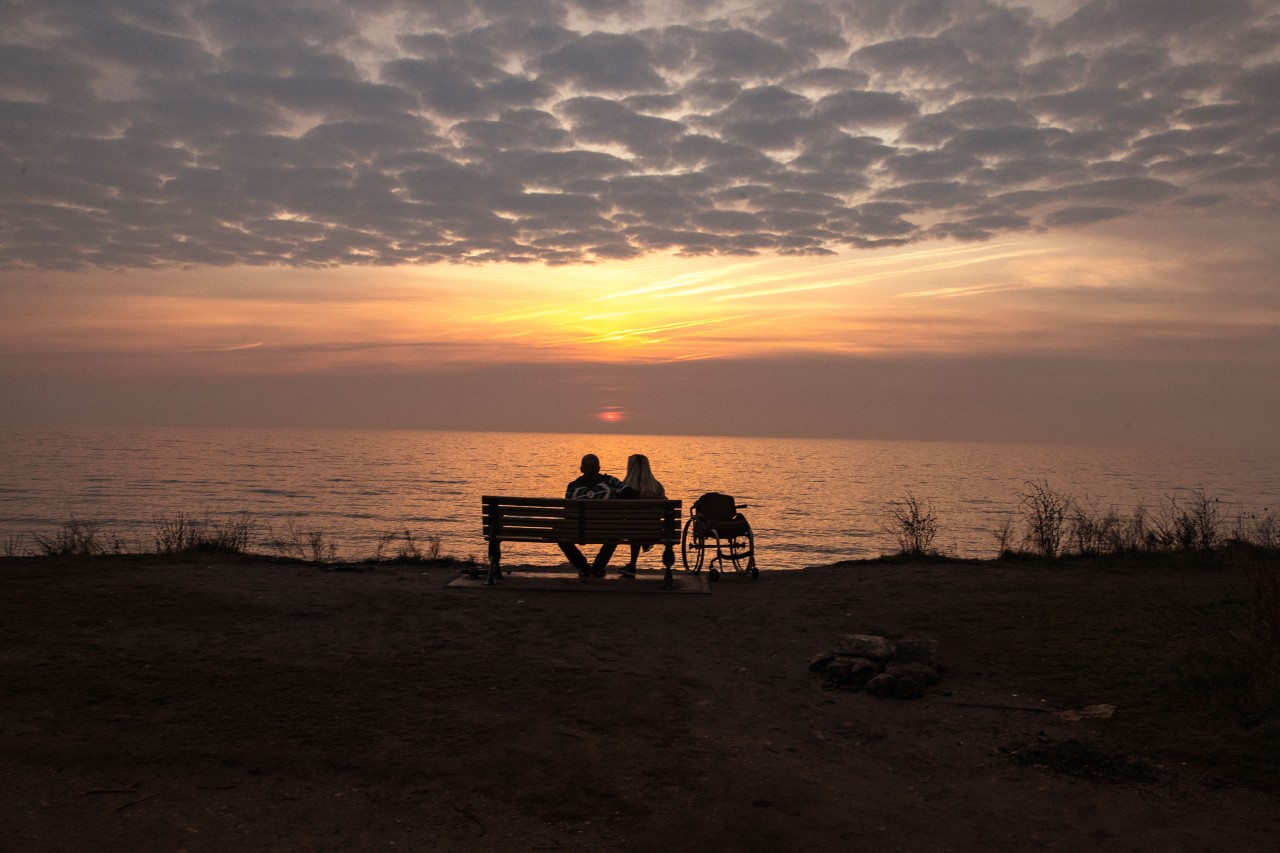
[11,510,475,570]
[373,528,442,562]
[30,517,125,556]
[153,512,255,554]
[4,533,26,557]
[262,521,339,563]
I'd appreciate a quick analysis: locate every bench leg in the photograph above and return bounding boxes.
[661,543,675,590]
[487,541,502,585]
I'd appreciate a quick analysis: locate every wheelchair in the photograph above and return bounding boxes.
[681,492,757,580]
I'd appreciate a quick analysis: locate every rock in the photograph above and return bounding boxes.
[825,656,880,689]
[814,637,943,698]
[865,673,898,697]
[808,652,835,673]
[892,637,940,668]
[823,658,852,681]
[885,662,939,685]
[894,678,926,700]
[835,634,896,662]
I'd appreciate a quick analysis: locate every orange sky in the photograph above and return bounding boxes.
[6,209,1275,370]
[6,207,1279,448]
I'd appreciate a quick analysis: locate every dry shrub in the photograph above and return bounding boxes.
[1068,498,1122,557]
[883,493,940,557]
[1018,479,1070,558]
[153,512,255,554]
[1232,508,1278,549]
[374,528,442,562]
[997,486,1275,561]
[263,521,338,563]
[4,533,26,557]
[31,517,124,556]
[1153,489,1224,552]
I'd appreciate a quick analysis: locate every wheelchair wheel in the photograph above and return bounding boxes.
[681,517,705,573]
[726,528,756,578]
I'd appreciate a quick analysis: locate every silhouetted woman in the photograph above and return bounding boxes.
[620,453,665,577]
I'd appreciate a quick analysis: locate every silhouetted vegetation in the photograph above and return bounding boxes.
[873,483,1276,564]
[13,512,468,567]
[261,520,340,563]
[988,485,1277,561]
[374,528,443,562]
[29,517,125,557]
[153,511,256,554]
[883,492,941,558]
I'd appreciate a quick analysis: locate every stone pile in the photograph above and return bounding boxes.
[809,634,942,699]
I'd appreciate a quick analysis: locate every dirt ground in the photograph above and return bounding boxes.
[2,553,1277,852]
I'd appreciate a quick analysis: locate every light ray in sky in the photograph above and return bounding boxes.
[894,283,1031,300]
[713,249,1056,301]
[551,314,757,347]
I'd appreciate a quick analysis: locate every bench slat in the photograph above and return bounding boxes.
[483,497,675,508]
[491,508,575,517]
[483,532,675,537]
[482,496,681,542]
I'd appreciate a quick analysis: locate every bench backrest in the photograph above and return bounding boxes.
[482,496,682,544]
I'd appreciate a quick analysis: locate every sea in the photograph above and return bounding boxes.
[2,425,1278,569]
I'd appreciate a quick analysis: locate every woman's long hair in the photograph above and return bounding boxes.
[623,453,665,498]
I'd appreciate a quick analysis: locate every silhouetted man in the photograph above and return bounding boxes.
[560,453,637,577]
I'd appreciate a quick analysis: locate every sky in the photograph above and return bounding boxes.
[2,0,1278,448]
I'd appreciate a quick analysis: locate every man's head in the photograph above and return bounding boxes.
[580,453,600,474]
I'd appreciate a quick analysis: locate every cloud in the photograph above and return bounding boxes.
[1053,0,1256,46]
[815,89,919,127]
[558,95,686,156]
[1043,205,1126,226]
[63,18,214,73]
[0,43,98,100]
[536,31,666,93]
[754,1,849,52]
[1232,62,1280,103]
[659,24,819,81]
[382,56,553,118]
[1061,176,1180,205]
[455,108,571,150]
[0,0,1277,268]
[850,36,972,81]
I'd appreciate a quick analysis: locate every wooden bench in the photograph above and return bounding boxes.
[481,496,683,589]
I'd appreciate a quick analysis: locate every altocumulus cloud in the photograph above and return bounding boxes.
[1,0,1277,269]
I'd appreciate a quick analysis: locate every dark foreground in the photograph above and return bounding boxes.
[2,553,1277,852]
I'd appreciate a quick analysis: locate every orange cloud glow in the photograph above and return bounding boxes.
[3,211,1277,379]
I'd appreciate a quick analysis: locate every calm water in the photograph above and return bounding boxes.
[2,425,1278,569]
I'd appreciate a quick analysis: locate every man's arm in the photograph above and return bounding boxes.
[606,476,638,499]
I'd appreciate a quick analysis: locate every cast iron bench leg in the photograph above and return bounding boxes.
[487,541,502,585]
